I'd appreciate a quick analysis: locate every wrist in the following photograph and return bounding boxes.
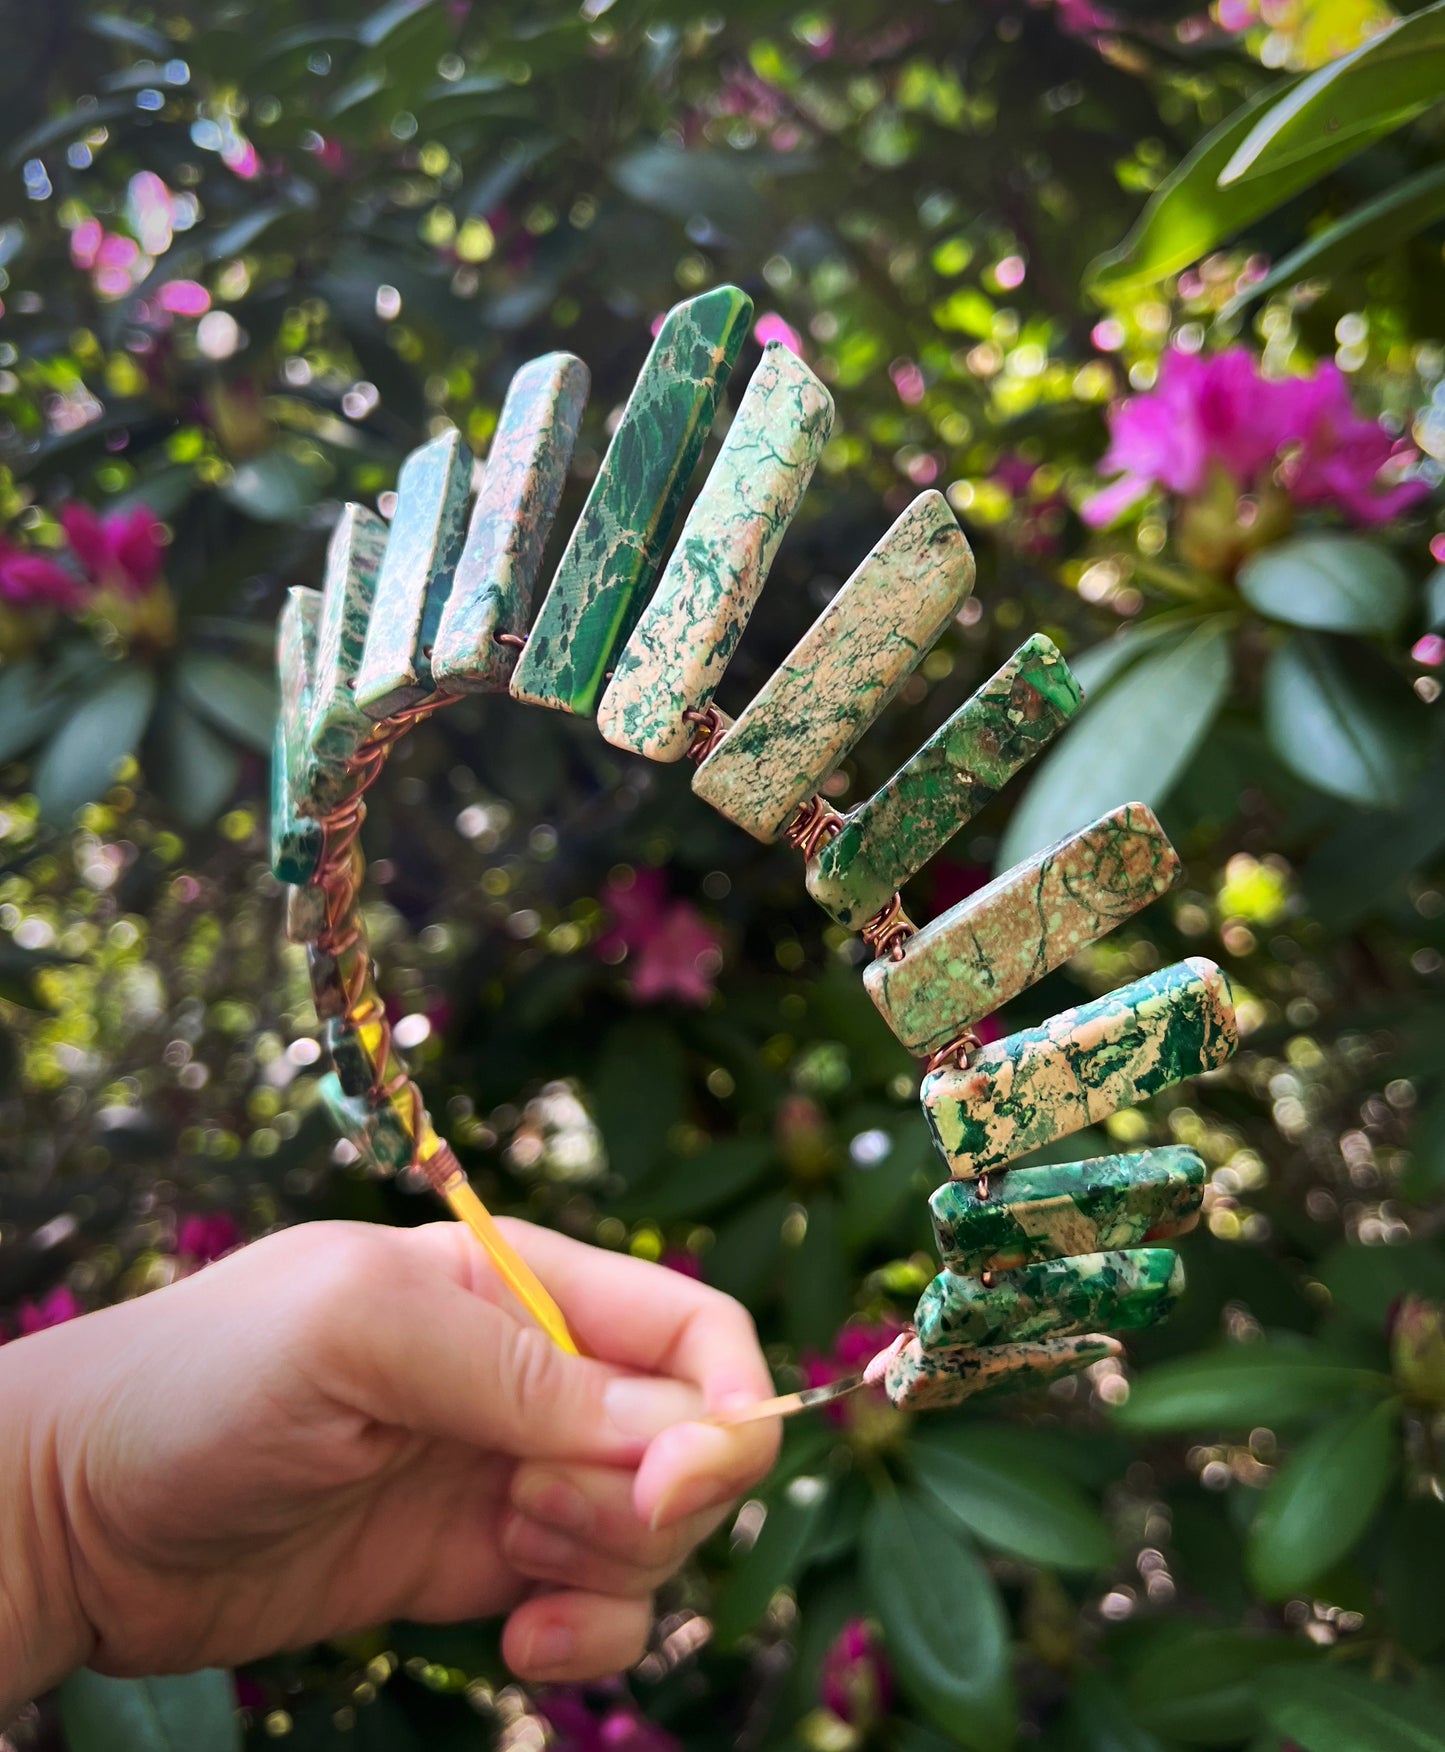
[0,1329,96,1717]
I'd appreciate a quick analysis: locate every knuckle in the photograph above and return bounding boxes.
[501,1322,568,1418]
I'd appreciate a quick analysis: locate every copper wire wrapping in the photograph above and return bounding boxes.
[783,794,846,861]
[860,890,917,962]
[923,1029,982,1077]
[309,692,455,1171]
[682,705,726,766]
[493,630,528,650]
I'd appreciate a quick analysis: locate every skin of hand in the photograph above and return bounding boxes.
[0,1218,780,1718]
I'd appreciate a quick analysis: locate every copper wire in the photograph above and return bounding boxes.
[783,795,846,861]
[682,706,726,766]
[923,1029,981,1077]
[493,630,528,650]
[860,891,917,962]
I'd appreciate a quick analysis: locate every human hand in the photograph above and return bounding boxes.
[0,1218,779,1713]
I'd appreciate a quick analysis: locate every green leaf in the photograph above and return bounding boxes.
[1400,1086,1445,1203]
[220,448,332,523]
[910,1426,1115,1572]
[146,693,243,827]
[1426,563,1445,631]
[863,1486,1015,1751]
[1259,1665,1445,1752]
[612,144,769,238]
[173,652,277,754]
[712,1473,832,1648]
[57,1669,241,1752]
[1263,631,1428,809]
[1303,752,1445,929]
[1128,1630,1316,1746]
[784,1191,851,1354]
[1114,1344,1394,1434]
[1066,619,1187,698]
[1384,1496,1445,1658]
[998,620,1232,865]
[1246,1398,1398,1599]
[1088,76,1328,293]
[1220,4,1445,188]
[1055,1672,1168,1752]
[1238,535,1411,636]
[33,665,157,822]
[1229,161,1445,310]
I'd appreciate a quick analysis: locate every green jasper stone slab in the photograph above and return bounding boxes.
[884,1331,1121,1413]
[929,1145,1205,1275]
[511,285,754,717]
[306,934,371,1023]
[317,1070,411,1176]
[865,800,1180,1056]
[285,879,327,945]
[596,342,834,761]
[692,490,975,842]
[807,633,1082,928]
[353,428,473,719]
[923,956,1237,1179]
[305,503,389,812]
[270,586,324,884]
[431,352,590,694]
[914,1247,1185,1352]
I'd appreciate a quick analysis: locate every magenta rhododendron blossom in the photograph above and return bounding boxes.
[802,1316,907,1425]
[0,540,88,610]
[539,1687,681,1752]
[1085,347,1428,529]
[754,312,803,354]
[17,1286,83,1337]
[177,1212,243,1264]
[820,1616,894,1727]
[60,502,167,598]
[597,868,723,1006]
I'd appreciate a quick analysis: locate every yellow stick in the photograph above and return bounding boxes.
[442,1175,580,1355]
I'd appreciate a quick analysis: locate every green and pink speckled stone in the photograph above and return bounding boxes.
[270,585,324,885]
[305,503,389,813]
[807,633,1083,929]
[929,1145,1205,1275]
[884,1331,1121,1412]
[691,490,975,842]
[511,286,754,718]
[915,1247,1184,1350]
[353,429,473,719]
[865,800,1181,1057]
[922,956,1238,1180]
[432,351,590,694]
[597,341,834,762]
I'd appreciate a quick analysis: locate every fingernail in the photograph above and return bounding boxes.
[513,1471,590,1535]
[604,1376,697,1441]
[504,1515,580,1573]
[529,1622,576,1670]
[649,1471,730,1533]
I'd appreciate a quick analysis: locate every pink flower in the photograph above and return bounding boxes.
[177,1212,243,1264]
[1085,347,1429,530]
[158,280,211,317]
[539,1688,680,1752]
[802,1317,906,1426]
[0,540,89,610]
[597,869,722,1007]
[17,1286,83,1336]
[60,502,166,598]
[660,1248,704,1281]
[1413,634,1445,668]
[820,1617,894,1728]
[1054,0,1116,33]
[755,312,803,355]
[1278,364,1431,526]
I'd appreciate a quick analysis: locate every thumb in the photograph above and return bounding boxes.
[349,1269,703,1463]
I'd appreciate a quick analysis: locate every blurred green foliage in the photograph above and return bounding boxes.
[3,1,1445,1749]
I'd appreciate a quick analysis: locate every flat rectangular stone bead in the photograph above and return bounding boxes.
[431,352,590,694]
[511,285,754,717]
[692,490,975,842]
[865,801,1180,1056]
[284,845,362,945]
[325,1014,407,1104]
[807,634,1082,929]
[884,1332,1121,1413]
[353,428,473,719]
[596,342,834,762]
[305,503,389,812]
[915,1248,1184,1352]
[317,1071,411,1176]
[306,933,372,1023]
[270,587,324,884]
[923,956,1237,1179]
[929,1146,1205,1275]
